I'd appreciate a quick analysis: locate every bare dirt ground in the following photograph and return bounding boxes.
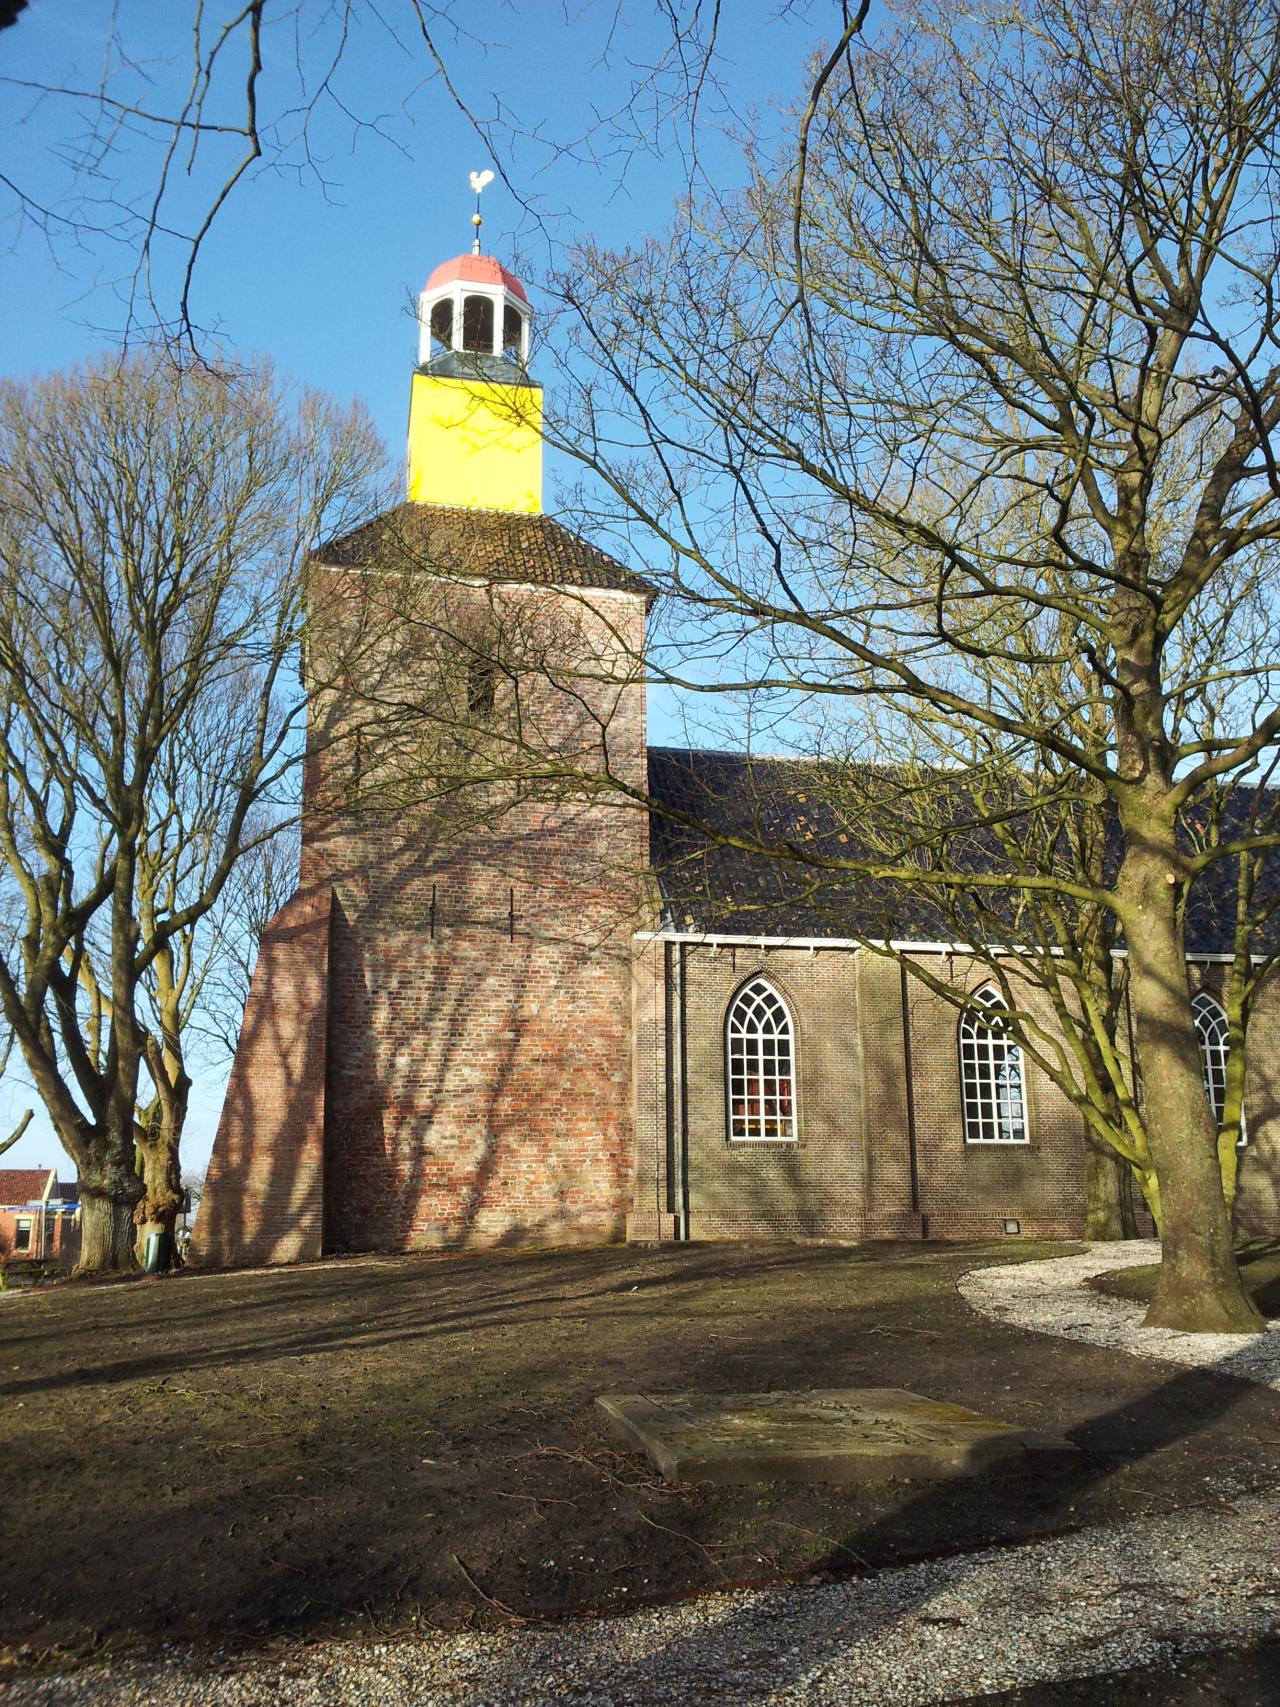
[3,1240,1278,1671]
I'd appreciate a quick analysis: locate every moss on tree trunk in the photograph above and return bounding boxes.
[134,1133,184,1269]
[1121,846,1263,1333]
[1085,1140,1133,1239]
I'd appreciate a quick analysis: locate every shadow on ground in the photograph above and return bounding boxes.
[2,1239,1278,1664]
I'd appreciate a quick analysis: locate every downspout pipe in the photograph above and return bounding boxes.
[900,957,922,1223]
[670,940,689,1240]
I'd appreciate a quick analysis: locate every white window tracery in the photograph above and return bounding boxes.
[726,977,796,1141]
[1192,991,1246,1145]
[960,986,1029,1144]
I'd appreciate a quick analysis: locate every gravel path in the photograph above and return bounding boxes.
[959,1241,1280,1390]
[8,1489,1278,1706]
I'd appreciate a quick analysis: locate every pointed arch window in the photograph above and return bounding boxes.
[1192,991,1246,1145]
[960,986,1028,1144]
[726,977,796,1141]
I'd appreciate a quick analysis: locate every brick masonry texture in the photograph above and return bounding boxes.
[629,943,1280,1246]
[679,946,866,1241]
[309,579,649,1255]
[865,954,1087,1242]
[1192,966,1280,1238]
[191,889,332,1268]
[0,1207,79,1265]
[630,942,1084,1244]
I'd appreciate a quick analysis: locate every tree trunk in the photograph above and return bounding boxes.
[1126,1167,1160,1235]
[135,1132,184,1271]
[134,1000,191,1272]
[1217,983,1248,1221]
[1121,848,1263,1332]
[1085,1139,1128,1239]
[1217,1127,1242,1224]
[77,1188,141,1274]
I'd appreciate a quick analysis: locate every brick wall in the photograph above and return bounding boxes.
[630,943,869,1242]
[307,579,650,1254]
[879,954,1088,1241]
[0,1207,79,1265]
[851,954,923,1241]
[1193,966,1280,1238]
[191,888,332,1268]
[627,935,678,1240]
[630,942,1092,1245]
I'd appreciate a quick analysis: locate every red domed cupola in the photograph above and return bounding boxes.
[418,253,531,370]
[425,253,528,302]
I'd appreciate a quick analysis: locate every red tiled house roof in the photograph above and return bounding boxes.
[0,1168,56,1206]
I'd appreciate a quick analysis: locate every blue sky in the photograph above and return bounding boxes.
[2,3,822,474]
[0,1,833,1179]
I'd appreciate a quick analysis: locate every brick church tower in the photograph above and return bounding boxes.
[194,212,651,1266]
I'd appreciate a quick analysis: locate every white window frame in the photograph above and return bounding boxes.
[960,986,1029,1145]
[1192,990,1246,1146]
[725,976,797,1142]
[13,1216,32,1252]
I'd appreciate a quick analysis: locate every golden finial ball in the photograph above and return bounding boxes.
[472,212,483,226]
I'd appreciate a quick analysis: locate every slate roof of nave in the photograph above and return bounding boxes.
[319,504,653,598]
[645,745,1280,955]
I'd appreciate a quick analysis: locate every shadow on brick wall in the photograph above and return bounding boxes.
[319,789,641,1255]
[192,890,333,1269]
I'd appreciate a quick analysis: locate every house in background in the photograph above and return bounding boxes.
[0,1168,80,1267]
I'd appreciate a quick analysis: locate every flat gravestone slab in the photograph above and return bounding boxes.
[596,1388,1077,1485]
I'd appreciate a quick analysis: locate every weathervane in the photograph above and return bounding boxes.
[469,168,495,254]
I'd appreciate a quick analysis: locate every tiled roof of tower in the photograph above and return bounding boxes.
[646,746,1280,953]
[319,504,653,598]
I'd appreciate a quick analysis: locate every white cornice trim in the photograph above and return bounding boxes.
[633,929,1252,965]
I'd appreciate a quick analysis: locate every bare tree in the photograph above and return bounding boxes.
[0,1104,32,1163]
[532,0,1280,1330]
[195,818,301,1061]
[0,351,383,1271]
[0,1,737,343]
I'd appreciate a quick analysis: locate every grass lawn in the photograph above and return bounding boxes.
[1091,1239,1280,1318]
[3,1239,1279,1666]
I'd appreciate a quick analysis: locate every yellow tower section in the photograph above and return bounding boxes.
[411,251,543,514]
[407,371,542,513]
